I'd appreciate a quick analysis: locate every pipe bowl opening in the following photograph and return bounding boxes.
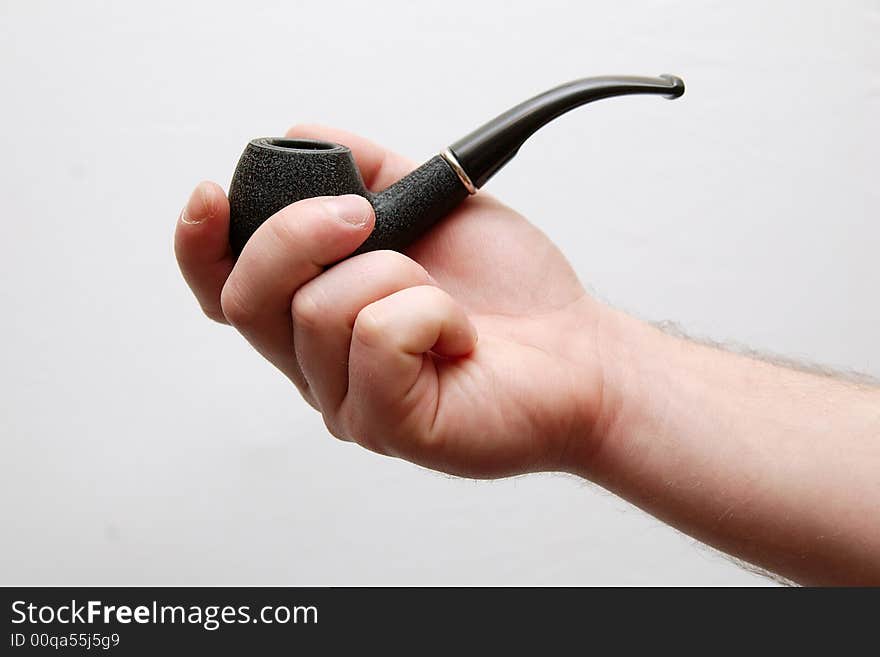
[255,138,346,152]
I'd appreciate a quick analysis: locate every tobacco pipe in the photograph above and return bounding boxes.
[228,74,685,257]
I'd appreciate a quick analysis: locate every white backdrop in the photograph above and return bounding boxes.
[1,0,877,585]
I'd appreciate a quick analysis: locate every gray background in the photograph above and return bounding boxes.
[1,0,877,585]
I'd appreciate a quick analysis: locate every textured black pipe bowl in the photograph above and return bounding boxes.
[228,138,467,258]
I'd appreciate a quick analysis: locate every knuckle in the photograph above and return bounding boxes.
[321,414,349,442]
[417,284,448,306]
[352,307,388,349]
[335,405,387,455]
[219,280,253,327]
[201,304,228,324]
[323,401,366,445]
[368,249,428,279]
[370,248,412,267]
[267,208,304,252]
[291,286,324,331]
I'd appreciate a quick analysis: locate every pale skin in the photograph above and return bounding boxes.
[175,124,880,586]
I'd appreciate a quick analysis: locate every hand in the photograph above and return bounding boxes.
[175,126,880,584]
[175,125,610,478]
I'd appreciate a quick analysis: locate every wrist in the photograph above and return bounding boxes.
[561,303,678,481]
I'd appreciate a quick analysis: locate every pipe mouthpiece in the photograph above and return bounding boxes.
[659,74,686,99]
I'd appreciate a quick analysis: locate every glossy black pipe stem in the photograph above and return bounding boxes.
[450,74,685,189]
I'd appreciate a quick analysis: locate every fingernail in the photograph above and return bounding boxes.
[180,184,210,225]
[321,195,372,227]
[179,206,202,225]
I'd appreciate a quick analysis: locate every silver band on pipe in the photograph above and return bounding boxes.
[440,147,477,195]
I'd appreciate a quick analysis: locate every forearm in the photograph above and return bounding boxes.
[573,308,880,585]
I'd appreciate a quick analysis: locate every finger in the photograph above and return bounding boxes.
[285,124,416,192]
[220,194,375,395]
[344,285,477,454]
[174,181,234,323]
[292,250,432,417]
